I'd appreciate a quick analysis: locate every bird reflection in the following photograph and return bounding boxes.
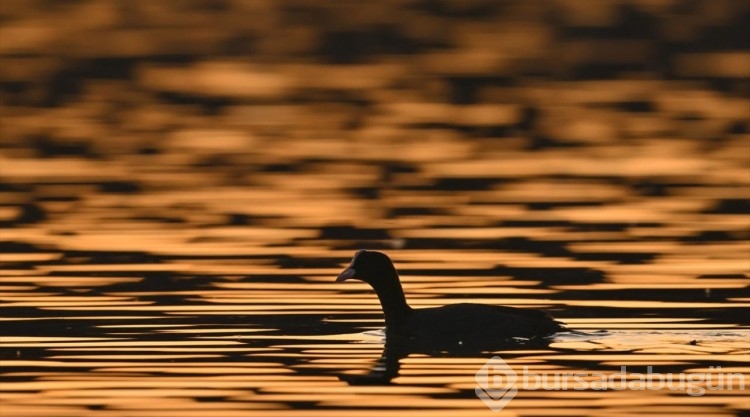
[338,332,555,385]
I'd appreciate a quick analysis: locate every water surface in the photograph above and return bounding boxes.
[2,1,749,416]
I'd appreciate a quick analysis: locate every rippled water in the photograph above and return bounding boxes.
[2,127,749,416]
[2,1,750,416]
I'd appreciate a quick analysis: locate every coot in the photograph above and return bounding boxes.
[336,250,564,347]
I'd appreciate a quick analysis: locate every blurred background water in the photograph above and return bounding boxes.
[1,1,749,416]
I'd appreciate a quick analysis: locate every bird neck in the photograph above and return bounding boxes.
[369,268,412,328]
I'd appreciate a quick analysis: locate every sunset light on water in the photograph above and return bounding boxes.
[1,1,749,416]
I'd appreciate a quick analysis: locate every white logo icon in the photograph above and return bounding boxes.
[475,356,518,412]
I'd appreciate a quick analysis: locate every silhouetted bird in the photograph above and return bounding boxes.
[336,250,564,351]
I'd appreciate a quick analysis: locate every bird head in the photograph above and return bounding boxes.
[336,250,395,285]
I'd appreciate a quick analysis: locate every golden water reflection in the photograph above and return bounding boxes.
[2,0,750,416]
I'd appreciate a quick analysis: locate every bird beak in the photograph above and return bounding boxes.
[336,267,356,282]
